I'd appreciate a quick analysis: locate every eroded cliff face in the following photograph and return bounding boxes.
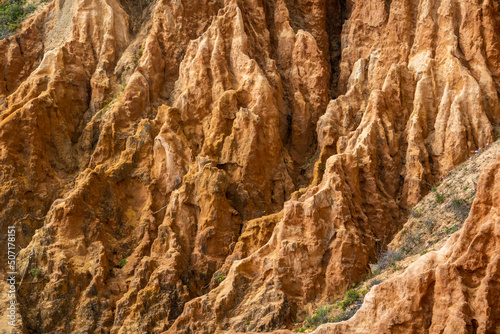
[307,152,500,334]
[0,0,499,333]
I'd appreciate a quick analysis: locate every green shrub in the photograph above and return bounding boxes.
[305,304,333,328]
[368,278,383,288]
[337,289,360,310]
[25,3,35,13]
[0,0,38,39]
[330,306,359,322]
[119,258,127,268]
[30,268,40,277]
[392,264,402,271]
[452,197,463,209]
[448,197,471,222]
[401,232,421,254]
[410,207,423,218]
[445,225,459,234]
[423,217,435,231]
[435,193,444,203]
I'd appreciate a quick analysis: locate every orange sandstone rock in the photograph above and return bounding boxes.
[0,0,498,332]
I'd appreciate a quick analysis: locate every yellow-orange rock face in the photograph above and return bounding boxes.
[0,0,498,333]
[304,153,500,334]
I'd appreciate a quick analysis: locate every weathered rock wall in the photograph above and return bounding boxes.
[306,151,500,334]
[0,0,498,333]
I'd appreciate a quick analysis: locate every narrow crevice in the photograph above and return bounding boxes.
[118,0,155,37]
[326,0,349,99]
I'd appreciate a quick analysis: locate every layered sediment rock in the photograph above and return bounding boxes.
[0,0,499,333]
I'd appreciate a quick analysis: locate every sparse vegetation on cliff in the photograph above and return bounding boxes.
[294,287,368,332]
[392,140,499,257]
[293,139,500,333]
[0,0,47,38]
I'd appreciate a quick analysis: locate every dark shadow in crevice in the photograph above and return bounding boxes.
[119,0,155,36]
[326,0,349,98]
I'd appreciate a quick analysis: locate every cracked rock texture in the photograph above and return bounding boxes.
[0,0,499,333]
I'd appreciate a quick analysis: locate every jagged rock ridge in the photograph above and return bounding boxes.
[0,0,498,333]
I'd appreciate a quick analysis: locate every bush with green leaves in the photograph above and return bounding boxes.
[435,193,444,203]
[410,207,423,218]
[368,278,383,288]
[337,289,361,311]
[445,225,459,234]
[304,304,333,328]
[423,217,435,231]
[0,0,38,39]
[330,305,360,322]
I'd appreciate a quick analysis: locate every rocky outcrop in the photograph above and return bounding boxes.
[307,151,500,334]
[0,0,499,333]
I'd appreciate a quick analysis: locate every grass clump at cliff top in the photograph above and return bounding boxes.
[0,0,47,39]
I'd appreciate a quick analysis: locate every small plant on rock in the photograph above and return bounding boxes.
[337,289,360,310]
[448,197,471,222]
[216,272,225,283]
[305,304,333,328]
[435,193,444,203]
[423,217,435,231]
[445,225,459,234]
[330,307,359,322]
[368,278,383,288]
